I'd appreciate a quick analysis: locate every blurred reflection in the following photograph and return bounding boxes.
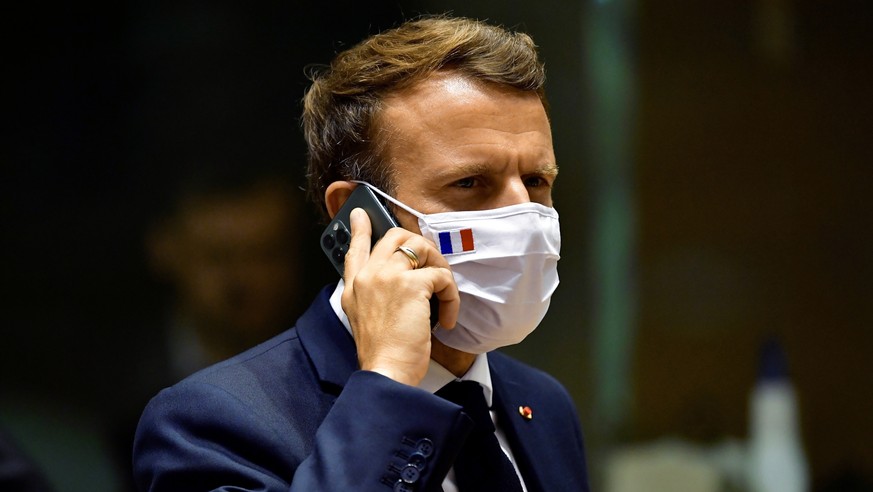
[145,171,305,377]
[109,164,310,490]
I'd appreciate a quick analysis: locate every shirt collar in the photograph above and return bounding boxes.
[329,280,493,407]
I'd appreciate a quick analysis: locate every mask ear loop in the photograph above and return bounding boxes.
[350,180,425,219]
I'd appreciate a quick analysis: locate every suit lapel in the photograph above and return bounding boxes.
[490,365,548,492]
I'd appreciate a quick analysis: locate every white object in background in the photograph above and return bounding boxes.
[748,338,809,492]
[604,440,721,492]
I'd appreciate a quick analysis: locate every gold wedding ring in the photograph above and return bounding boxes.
[395,245,420,270]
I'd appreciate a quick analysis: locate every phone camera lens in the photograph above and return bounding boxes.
[336,229,350,245]
[332,245,347,263]
[322,233,336,249]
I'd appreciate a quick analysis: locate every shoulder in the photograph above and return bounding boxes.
[488,350,573,397]
[188,327,308,392]
[487,350,582,426]
[133,326,332,487]
[142,320,336,436]
[136,284,345,443]
[139,325,324,432]
[178,283,345,402]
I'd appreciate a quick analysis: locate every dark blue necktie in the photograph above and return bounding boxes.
[436,380,524,492]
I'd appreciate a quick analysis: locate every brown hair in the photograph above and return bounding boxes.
[302,15,547,218]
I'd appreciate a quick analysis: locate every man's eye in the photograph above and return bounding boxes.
[454,177,476,188]
[524,176,549,188]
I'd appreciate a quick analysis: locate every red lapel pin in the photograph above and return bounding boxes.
[518,406,533,420]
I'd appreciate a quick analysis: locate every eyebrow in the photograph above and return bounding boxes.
[435,161,559,180]
[537,163,560,177]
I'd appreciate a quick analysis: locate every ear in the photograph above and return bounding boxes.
[324,181,357,219]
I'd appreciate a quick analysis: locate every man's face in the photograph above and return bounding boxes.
[378,71,557,233]
[153,184,301,346]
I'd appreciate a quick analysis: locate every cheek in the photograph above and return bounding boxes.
[392,207,423,236]
[533,190,553,207]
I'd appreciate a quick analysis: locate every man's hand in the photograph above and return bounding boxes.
[341,208,460,386]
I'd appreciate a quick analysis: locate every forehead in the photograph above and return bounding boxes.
[376,72,552,156]
[380,71,545,124]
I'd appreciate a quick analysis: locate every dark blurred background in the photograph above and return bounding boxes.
[2,1,871,491]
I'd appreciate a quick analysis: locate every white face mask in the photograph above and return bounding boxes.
[355,182,561,354]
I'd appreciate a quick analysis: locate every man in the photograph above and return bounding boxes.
[144,168,307,377]
[134,16,589,491]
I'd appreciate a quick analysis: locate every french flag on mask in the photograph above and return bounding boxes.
[437,228,475,255]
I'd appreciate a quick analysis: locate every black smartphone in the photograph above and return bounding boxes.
[320,185,398,276]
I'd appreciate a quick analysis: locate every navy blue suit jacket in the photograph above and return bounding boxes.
[133,285,589,491]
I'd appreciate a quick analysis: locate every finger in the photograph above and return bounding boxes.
[403,234,452,271]
[373,229,453,271]
[343,208,372,282]
[410,267,460,329]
